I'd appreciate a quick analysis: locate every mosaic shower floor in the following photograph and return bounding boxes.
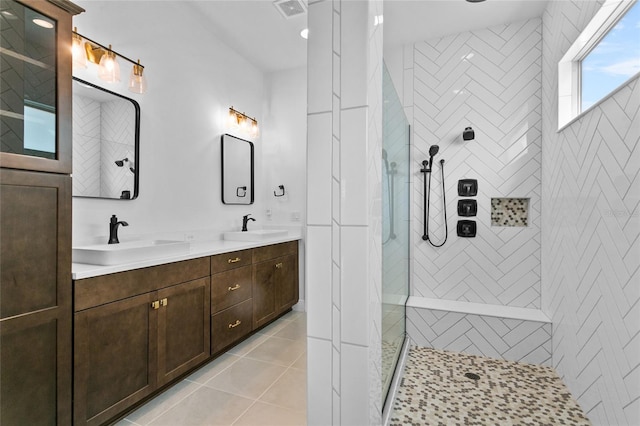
[390,347,591,425]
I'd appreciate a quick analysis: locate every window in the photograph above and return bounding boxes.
[558,0,640,129]
[581,1,640,111]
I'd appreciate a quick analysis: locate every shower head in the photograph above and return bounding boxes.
[463,126,475,141]
[115,158,129,167]
[429,145,439,157]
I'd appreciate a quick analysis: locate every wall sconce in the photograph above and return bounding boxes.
[228,106,258,138]
[72,28,147,94]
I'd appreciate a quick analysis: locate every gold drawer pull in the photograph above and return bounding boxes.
[228,284,241,291]
[228,320,242,329]
[275,262,283,269]
[228,257,241,264]
[151,300,160,310]
[160,298,168,307]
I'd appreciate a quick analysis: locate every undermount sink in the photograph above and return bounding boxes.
[73,240,190,266]
[223,229,288,242]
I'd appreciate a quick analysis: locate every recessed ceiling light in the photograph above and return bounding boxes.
[300,28,308,39]
[33,18,54,28]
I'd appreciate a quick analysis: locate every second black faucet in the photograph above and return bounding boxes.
[242,214,256,232]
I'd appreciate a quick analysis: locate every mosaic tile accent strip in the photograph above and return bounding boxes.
[491,198,529,227]
[390,346,591,425]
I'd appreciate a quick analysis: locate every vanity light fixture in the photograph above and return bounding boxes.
[228,107,259,138]
[72,29,147,93]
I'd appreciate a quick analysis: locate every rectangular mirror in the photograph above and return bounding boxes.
[72,77,140,199]
[221,133,254,205]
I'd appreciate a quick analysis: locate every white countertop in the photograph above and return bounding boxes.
[72,233,302,280]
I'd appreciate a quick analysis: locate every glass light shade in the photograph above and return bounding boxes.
[227,109,239,129]
[240,116,250,133]
[250,121,259,138]
[128,63,147,94]
[98,48,120,82]
[72,32,87,69]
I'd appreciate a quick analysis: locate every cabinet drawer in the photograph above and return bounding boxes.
[74,257,210,312]
[252,241,297,263]
[211,266,252,314]
[211,249,252,273]
[211,299,253,354]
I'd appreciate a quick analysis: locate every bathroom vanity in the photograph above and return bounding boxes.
[72,239,299,426]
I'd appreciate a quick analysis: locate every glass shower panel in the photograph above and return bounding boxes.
[381,63,410,405]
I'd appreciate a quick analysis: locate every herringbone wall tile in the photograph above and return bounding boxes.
[407,307,552,366]
[411,19,542,309]
[541,1,639,424]
[72,95,101,196]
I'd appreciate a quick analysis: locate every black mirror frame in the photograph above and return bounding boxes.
[221,133,254,205]
[71,77,141,200]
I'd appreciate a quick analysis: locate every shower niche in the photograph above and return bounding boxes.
[491,198,530,227]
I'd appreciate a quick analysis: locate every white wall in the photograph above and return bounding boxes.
[541,1,639,424]
[72,1,267,244]
[261,66,307,226]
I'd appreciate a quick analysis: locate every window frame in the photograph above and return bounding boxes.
[557,0,639,131]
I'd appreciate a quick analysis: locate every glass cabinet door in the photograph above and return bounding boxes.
[0,0,75,174]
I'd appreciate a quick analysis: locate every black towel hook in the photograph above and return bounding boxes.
[274,185,285,197]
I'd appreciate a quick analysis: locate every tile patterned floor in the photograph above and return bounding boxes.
[390,346,591,426]
[114,311,307,426]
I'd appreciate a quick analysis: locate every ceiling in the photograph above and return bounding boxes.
[187,0,549,73]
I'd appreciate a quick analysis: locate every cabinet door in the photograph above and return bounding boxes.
[0,0,81,174]
[0,169,72,426]
[74,293,157,426]
[252,259,278,329]
[276,254,298,313]
[157,277,211,386]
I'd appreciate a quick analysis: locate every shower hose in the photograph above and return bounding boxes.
[422,159,448,247]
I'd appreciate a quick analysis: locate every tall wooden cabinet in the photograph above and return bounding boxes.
[0,1,83,424]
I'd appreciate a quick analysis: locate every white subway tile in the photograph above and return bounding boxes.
[308,1,333,114]
[307,113,332,225]
[306,225,332,339]
[307,337,333,426]
[340,226,369,346]
[340,107,369,225]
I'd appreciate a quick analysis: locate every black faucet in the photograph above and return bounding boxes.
[108,215,129,244]
[242,214,256,232]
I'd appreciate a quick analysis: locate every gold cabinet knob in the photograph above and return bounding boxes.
[160,298,168,307]
[151,301,160,310]
[228,284,241,291]
[275,262,283,269]
[228,257,241,264]
[228,320,241,329]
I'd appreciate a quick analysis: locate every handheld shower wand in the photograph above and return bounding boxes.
[421,145,448,247]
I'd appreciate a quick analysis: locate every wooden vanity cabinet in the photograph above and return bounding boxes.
[73,258,210,426]
[72,241,299,425]
[253,242,299,329]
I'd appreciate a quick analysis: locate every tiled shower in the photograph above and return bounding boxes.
[307,1,639,425]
